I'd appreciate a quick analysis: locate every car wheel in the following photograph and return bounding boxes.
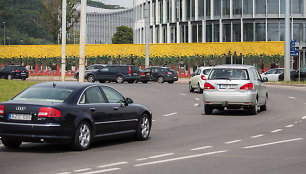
[116,76,124,83]
[71,121,92,151]
[21,77,26,81]
[128,80,134,84]
[1,137,22,148]
[99,80,105,83]
[7,74,13,80]
[157,76,164,83]
[204,105,212,115]
[87,75,95,83]
[136,114,151,140]
[249,98,258,115]
[189,82,194,92]
[197,83,203,93]
[142,81,148,83]
[260,98,268,111]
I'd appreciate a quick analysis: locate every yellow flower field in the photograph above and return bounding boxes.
[0,41,284,58]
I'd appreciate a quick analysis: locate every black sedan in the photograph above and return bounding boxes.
[0,65,29,80]
[0,82,152,150]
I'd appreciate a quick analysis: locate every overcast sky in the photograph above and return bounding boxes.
[97,0,134,8]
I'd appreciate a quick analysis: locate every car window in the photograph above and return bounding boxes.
[100,67,109,72]
[16,66,27,71]
[252,68,262,81]
[276,69,284,74]
[87,66,95,70]
[266,69,277,74]
[152,68,159,73]
[14,87,73,102]
[209,69,249,80]
[79,86,106,104]
[203,69,211,75]
[101,86,125,104]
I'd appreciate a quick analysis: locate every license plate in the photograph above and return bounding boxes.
[219,84,237,89]
[9,113,32,121]
[174,77,178,79]
[133,73,138,75]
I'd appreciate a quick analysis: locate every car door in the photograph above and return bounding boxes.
[95,66,110,81]
[252,68,266,105]
[78,86,114,136]
[151,68,159,81]
[191,69,200,87]
[101,86,137,133]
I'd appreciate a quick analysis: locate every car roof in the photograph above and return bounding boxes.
[31,81,105,90]
[198,66,213,69]
[212,64,254,69]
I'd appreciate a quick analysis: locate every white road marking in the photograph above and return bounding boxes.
[288,96,296,99]
[134,150,228,167]
[243,138,303,149]
[97,162,128,168]
[148,153,174,159]
[191,146,213,151]
[152,120,156,122]
[163,112,177,117]
[295,121,299,124]
[80,168,121,174]
[302,116,306,120]
[225,140,242,144]
[179,93,187,96]
[74,168,92,172]
[286,125,294,128]
[195,98,200,101]
[193,103,200,107]
[271,129,282,133]
[251,134,264,138]
[136,158,148,161]
[57,172,71,174]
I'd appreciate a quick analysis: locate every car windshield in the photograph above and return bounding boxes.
[13,87,73,102]
[209,69,249,80]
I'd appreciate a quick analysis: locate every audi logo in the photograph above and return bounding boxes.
[16,107,26,111]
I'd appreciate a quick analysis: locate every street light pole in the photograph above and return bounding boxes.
[284,0,290,81]
[144,0,150,68]
[61,0,67,81]
[79,0,87,82]
[2,22,5,45]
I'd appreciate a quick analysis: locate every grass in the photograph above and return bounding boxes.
[0,79,40,102]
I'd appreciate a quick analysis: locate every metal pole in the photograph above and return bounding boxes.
[79,0,87,82]
[2,22,5,45]
[284,0,290,81]
[145,0,150,68]
[299,42,302,81]
[61,0,67,82]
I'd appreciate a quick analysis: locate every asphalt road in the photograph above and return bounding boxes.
[0,82,306,174]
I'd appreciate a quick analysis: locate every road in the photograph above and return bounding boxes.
[0,83,306,174]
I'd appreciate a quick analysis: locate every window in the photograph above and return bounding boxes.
[198,0,204,19]
[202,69,211,75]
[256,0,266,15]
[206,24,212,42]
[80,86,106,104]
[213,23,220,42]
[233,0,242,15]
[222,0,230,16]
[268,23,279,41]
[198,25,202,42]
[206,0,211,19]
[214,0,221,18]
[243,0,253,15]
[268,0,279,14]
[102,86,125,104]
[292,0,303,14]
[293,23,303,42]
[192,25,197,43]
[255,23,266,41]
[244,23,254,41]
[233,23,241,42]
[223,24,231,42]
[209,69,249,80]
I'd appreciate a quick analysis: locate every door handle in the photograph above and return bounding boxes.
[113,107,119,110]
[90,108,96,112]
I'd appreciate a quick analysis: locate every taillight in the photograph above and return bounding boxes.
[0,105,4,115]
[38,107,61,117]
[15,70,20,73]
[128,66,131,75]
[141,72,145,76]
[204,82,215,89]
[201,75,206,80]
[240,83,254,90]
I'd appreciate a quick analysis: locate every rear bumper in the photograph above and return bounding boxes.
[203,91,257,106]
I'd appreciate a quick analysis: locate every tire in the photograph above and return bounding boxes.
[249,98,258,115]
[21,77,26,81]
[136,114,151,141]
[157,76,164,83]
[87,75,95,83]
[116,75,124,83]
[141,81,148,83]
[168,81,174,84]
[7,74,13,80]
[260,98,267,111]
[128,80,134,84]
[204,105,212,115]
[71,121,92,151]
[99,80,105,83]
[189,82,194,92]
[1,137,22,149]
[197,83,203,93]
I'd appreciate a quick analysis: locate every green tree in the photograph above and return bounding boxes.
[112,25,133,44]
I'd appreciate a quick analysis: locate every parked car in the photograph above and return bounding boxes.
[0,65,29,80]
[145,67,178,83]
[139,68,153,83]
[189,66,212,93]
[86,65,141,83]
[203,65,268,115]
[278,69,297,81]
[0,82,152,150]
[291,67,306,81]
[74,64,106,81]
[260,68,284,81]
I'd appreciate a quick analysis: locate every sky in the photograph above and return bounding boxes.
[97,0,134,8]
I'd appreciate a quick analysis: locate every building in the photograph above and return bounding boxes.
[134,0,306,66]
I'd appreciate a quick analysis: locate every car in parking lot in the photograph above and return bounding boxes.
[0,65,29,80]
[278,69,297,81]
[189,66,212,93]
[203,65,268,115]
[86,65,141,83]
[260,68,284,81]
[279,67,306,81]
[74,64,106,81]
[139,68,152,83]
[145,67,178,83]
[0,82,152,150]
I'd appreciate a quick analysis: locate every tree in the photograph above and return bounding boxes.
[112,26,133,44]
[40,0,80,43]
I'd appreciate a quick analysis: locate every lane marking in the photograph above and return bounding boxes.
[288,96,296,99]
[225,140,242,144]
[148,153,174,159]
[163,112,177,117]
[136,158,148,161]
[179,93,187,96]
[97,162,128,168]
[271,129,282,133]
[195,98,200,101]
[243,138,303,149]
[134,150,228,167]
[295,121,299,124]
[74,168,92,172]
[251,134,264,138]
[80,168,121,174]
[286,125,294,128]
[191,146,213,151]
[193,103,200,107]
[152,120,156,122]
[57,172,71,174]
[302,116,306,120]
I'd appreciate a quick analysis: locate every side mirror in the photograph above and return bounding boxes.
[262,77,268,82]
[126,98,133,104]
